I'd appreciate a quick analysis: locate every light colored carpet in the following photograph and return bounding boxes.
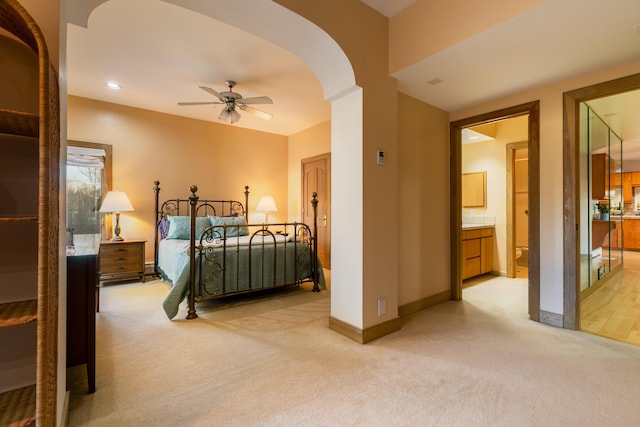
[67,275,640,426]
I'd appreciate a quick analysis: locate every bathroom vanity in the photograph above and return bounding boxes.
[461,225,494,280]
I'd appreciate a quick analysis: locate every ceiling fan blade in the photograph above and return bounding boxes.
[240,96,273,105]
[199,85,226,102]
[239,104,273,120]
[177,101,221,106]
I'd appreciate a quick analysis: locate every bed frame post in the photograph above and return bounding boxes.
[311,192,320,293]
[244,185,249,216]
[153,180,160,277]
[187,185,199,319]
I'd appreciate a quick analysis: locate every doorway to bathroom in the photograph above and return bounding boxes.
[460,120,529,289]
[451,101,540,321]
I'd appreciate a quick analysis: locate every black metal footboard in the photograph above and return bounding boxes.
[153,181,320,320]
[196,222,318,299]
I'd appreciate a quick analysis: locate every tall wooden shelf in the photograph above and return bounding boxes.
[0,0,60,425]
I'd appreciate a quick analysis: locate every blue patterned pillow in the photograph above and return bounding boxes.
[165,216,210,240]
[208,215,249,237]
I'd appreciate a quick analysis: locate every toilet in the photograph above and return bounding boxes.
[516,247,529,267]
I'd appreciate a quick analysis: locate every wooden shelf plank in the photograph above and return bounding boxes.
[0,300,37,328]
[0,384,36,427]
[0,109,38,138]
[0,217,38,222]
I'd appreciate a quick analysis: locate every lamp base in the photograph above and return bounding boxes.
[111,212,124,242]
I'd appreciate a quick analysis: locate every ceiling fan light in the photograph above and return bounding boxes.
[218,109,230,121]
[229,109,241,124]
[218,107,241,124]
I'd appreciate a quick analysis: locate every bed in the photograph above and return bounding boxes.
[153,181,324,319]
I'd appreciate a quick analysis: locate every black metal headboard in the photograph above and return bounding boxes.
[152,180,249,274]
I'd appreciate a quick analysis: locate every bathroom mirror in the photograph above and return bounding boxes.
[462,171,486,208]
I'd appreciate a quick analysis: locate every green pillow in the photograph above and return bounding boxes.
[166,215,210,240]
[208,215,249,237]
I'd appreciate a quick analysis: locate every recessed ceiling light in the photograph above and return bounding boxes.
[462,128,494,144]
[105,81,121,90]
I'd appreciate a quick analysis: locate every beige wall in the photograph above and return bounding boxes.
[389,0,544,73]
[67,95,289,264]
[397,93,450,305]
[452,58,640,315]
[275,0,399,328]
[287,120,331,222]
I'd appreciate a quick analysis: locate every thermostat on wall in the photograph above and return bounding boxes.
[377,150,385,165]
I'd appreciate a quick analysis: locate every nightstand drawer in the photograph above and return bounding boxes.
[100,243,143,258]
[100,257,141,274]
[99,240,146,284]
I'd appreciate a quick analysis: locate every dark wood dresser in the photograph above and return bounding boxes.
[66,253,98,393]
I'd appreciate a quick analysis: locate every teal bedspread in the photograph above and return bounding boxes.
[158,236,325,319]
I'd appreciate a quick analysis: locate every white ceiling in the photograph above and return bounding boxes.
[67,0,640,138]
[67,0,329,136]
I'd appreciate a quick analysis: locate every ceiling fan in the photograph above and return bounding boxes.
[177,80,273,124]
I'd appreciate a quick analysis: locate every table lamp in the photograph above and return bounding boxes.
[99,189,134,241]
[256,195,277,224]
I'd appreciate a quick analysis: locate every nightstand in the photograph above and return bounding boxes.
[98,240,146,309]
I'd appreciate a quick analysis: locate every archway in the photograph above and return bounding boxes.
[65,0,365,330]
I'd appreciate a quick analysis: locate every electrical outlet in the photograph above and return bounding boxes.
[377,297,386,317]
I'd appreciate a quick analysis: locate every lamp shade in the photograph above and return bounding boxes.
[219,107,241,124]
[256,195,277,213]
[99,190,134,213]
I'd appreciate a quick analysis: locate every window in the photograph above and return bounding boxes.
[66,141,112,251]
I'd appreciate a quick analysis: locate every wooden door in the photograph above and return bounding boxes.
[302,154,330,269]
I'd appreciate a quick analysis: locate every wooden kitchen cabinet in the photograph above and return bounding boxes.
[612,172,634,203]
[592,154,614,200]
[632,172,640,187]
[461,227,494,280]
[623,220,640,251]
[612,172,621,188]
[601,220,622,249]
[622,173,633,203]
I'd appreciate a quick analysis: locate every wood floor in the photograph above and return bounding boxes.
[581,250,640,346]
